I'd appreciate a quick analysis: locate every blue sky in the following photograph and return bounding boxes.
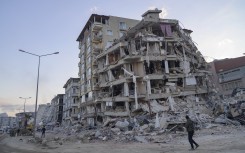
[0,0,245,116]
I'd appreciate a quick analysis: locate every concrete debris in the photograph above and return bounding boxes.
[140,124,149,131]
[134,136,148,143]
[115,120,129,131]
[102,136,107,141]
[27,138,36,143]
[111,128,120,133]
[154,113,160,129]
[41,139,48,146]
[124,131,134,135]
[214,114,241,126]
[141,100,168,113]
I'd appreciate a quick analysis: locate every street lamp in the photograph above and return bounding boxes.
[18,49,59,137]
[19,97,31,113]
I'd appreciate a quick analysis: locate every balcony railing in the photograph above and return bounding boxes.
[92,22,103,32]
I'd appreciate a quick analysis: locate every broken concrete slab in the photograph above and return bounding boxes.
[115,120,129,131]
[111,128,121,133]
[134,136,148,143]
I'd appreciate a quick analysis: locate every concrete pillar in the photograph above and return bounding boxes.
[101,102,105,112]
[124,82,129,96]
[147,80,152,94]
[165,60,169,73]
[125,101,130,114]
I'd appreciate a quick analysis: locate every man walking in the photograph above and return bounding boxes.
[41,126,46,138]
[185,115,199,150]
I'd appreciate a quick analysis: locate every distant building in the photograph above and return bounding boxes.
[36,103,56,126]
[0,116,16,128]
[51,94,64,124]
[15,112,34,128]
[0,113,8,117]
[63,78,80,126]
[209,56,245,96]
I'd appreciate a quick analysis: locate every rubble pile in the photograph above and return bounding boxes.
[47,94,244,144]
[212,95,245,125]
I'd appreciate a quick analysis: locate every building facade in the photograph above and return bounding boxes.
[0,116,16,128]
[36,103,56,126]
[208,56,245,96]
[51,94,64,124]
[63,78,80,126]
[77,14,139,126]
[77,10,211,126]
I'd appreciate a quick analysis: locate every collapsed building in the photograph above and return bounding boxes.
[76,9,213,127]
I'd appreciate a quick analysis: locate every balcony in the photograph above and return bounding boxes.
[92,44,103,55]
[71,92,79,97]
[71,103,79,107]
[92,83,100,90]
[92,60,98,66]
[104,111,128,117]
[92,22,103,32]
[92,34,102,43]
[92,69,98,75]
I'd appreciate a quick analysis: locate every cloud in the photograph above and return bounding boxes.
[90,6,99,14]
[218,38,233,46]
[0,103,35,117]
[148,6,168,18]
[159,7,168,18]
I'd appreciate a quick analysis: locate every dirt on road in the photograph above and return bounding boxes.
[0,125,245,153]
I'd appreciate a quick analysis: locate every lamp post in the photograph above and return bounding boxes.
[19,97,31,113]
[18,49,59,137]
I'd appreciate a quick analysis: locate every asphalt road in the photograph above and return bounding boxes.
[0,134,45,153]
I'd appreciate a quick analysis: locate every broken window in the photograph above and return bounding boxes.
[135,39,141,51]
[124,47,129,55]
[177,78,183,87]
[111,67,123,80]
[107,30,113,35]
[87,68,91,76]
[161,60,166,73]
[119,22,127,30]
[105,41,113,50]
[128,82,135,95]
[144,61,155,74]
[108,51,120,64]
[119,31,125,38]
[115,102,125,111]
[86,36,91,47]
[112,84,123,96]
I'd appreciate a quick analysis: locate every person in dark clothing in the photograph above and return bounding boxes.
[17,128,20,136]
[41,126,46,138]
[185,115,199,150]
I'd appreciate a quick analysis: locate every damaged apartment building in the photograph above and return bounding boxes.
[76,9,212,126]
